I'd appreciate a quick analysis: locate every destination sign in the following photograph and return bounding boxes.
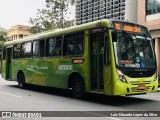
[112,21,148,33]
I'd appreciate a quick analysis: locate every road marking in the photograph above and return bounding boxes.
[82,111,121,120]
[0,92,23,99]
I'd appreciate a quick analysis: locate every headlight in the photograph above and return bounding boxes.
[117,70,127,83]
[154,72,158,81]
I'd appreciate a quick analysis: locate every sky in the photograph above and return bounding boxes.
[0,0,75,29]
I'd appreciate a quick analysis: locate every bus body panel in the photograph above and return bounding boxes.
[11,55,90,90]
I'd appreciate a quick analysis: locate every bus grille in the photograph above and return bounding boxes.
[130,80,151,85]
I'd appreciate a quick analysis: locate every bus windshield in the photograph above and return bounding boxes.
[113,31,156,68]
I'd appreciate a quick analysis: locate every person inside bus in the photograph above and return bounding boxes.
[121,47,135,61]
[128,48,135,60]
[121,40,134,60]
[121,48,128,60]
[66,41,73,55]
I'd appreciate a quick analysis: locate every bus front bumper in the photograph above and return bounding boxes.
[112,79,158,96]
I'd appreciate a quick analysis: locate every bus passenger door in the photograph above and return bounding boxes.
[90,33,104,91]
[6,48,12,80]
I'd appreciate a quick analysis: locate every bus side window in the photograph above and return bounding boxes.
[21,42,32,58]
[33,41,39,58]
[13,44,20,59]
[46,38,55,57]
[46,36,62,57]
[33,40,45,58]
[63,32,84,56]
[39,40,45,57]
[55,36,62,56]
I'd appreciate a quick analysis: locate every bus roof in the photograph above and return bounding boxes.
[4,19,110,46]
[4,19,149,47]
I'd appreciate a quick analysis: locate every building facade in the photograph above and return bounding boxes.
[75,0,126,25]
[7,25,31,41]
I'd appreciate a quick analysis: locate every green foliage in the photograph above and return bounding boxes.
[30,0,75,34]
[0,27,7,41]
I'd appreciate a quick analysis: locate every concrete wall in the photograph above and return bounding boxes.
[125,0,138,23]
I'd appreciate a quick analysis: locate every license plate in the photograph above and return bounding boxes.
[138,85,145,90]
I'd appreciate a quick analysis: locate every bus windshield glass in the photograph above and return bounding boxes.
[113,32,156,68]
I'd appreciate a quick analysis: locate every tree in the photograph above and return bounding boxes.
[29,0,75,34]
[0,27,7,41]
[0,27,6,51]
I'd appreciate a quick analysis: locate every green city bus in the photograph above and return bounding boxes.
[1,19,158,98]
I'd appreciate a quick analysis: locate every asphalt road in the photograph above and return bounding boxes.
[0,75,160,120]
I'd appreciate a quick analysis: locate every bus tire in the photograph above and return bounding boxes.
[17,72,25,89]
[72,77,85,98]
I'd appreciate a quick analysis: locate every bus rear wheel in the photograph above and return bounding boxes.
[17,72,25,89]
[72,77,85,98]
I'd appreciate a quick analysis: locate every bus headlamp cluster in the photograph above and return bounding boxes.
[117,70,127,83]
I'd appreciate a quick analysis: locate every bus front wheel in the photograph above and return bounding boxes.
[72,77,85,98]
[17,72,25,89]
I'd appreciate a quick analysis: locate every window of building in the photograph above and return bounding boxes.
[21,42,32,58]
[147,0,160,15]
[19,34,23,39]
[33,40,45,58]
[63,32,84,56]
[13,44,20,59]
